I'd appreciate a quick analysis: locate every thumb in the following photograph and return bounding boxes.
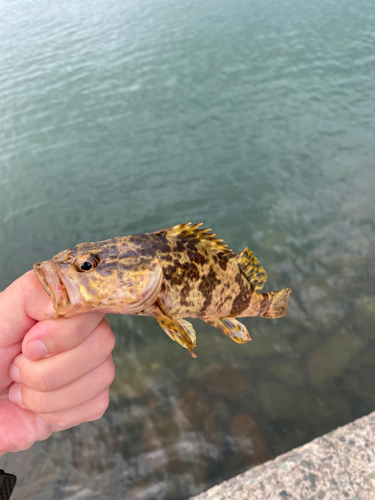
[0,270,55,391]
[0,270,55,348]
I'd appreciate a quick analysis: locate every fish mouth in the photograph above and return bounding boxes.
[33,261,71,315]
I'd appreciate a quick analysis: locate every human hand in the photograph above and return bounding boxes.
[0,271,115,456]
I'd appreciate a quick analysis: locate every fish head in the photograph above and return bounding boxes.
[33,240,163,318]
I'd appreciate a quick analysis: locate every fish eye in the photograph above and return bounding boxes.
[74,255,100,272]
[81,261,93,271]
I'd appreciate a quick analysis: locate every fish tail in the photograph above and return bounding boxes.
[261,288,291,319]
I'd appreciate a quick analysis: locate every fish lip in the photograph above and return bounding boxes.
[33,261,70,314]
[33,261,52,296]
[33,261,60,298]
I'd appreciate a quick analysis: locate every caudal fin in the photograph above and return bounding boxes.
[262,288,291,319]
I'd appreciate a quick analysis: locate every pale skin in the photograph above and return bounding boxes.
[0,271,115,457]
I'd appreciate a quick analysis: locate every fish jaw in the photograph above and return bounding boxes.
[33,261,72,316]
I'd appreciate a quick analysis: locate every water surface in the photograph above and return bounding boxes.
[1,0,375,498]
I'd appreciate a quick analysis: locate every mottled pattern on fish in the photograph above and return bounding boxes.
[33,223,291,357]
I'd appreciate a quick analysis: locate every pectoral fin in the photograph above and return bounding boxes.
[156,316,197,358]
[205,317,251,344]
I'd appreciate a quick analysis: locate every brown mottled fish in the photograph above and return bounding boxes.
[33,223,291,357]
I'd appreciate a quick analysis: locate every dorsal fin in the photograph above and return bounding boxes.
[230,247,267,290]
[154,223,233,257]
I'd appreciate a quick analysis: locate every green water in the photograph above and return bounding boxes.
[1,0,375,498]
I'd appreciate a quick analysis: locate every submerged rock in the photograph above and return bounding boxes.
[259,382,302,421]
[293,334,318,354]
[340,339,375,412]
[307,329,364,386]
[177,389,214,429]
[355,295,375,329]
[71,420,118,474]
[201,365,247,402]
[269,358,306,387]
[230,413,272,465]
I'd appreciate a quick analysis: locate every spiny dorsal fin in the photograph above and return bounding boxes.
[231,247,267,290]
[154,223,233,257]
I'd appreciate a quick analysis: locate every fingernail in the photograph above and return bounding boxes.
[9,385,23,406]
[9,364,21,383]
[27,340,48,359]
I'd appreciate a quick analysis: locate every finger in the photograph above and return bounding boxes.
[22,311,106,361]
[12,318,115,392]
[0,271,54,348]
[9,356,115,414]
[0,270,54,391]
[41,389,110,429]
[0,399,52,454]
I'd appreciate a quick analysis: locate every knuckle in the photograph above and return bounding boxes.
[24,367,53,393]
[23,389,53,414]
[97,321,116,354]
[106,357,116,385]
[84,321,115,364]
[95,357,115,389]
[17,270,35,293]
[106,328,116,353]
[92,391,110,420]
[40,412,63,426]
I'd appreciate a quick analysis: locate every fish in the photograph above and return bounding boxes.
[33,223,291,357]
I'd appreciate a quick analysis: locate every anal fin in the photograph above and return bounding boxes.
[231,248,267,290]
[156,316,197,358]
[205,317,251,344]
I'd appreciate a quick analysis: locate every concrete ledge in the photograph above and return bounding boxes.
[190,411,375,500]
